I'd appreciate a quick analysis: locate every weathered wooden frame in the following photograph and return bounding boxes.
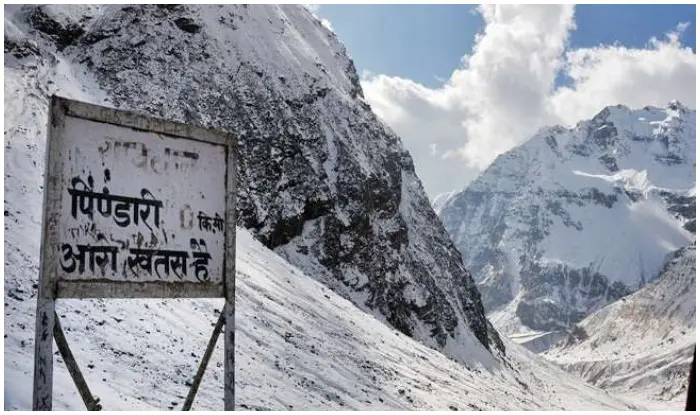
[32,96,237,410]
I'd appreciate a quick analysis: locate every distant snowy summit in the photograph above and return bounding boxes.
[438,101,696,335]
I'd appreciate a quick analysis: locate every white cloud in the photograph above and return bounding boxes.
[550,25,696,124]
[361,69,375,79]
[676,21,690,33]
[361,5,696,199]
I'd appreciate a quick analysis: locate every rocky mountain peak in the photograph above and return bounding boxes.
[439,101,695,335]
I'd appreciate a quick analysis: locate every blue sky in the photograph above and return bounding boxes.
[314,5,696,200]
[317,4,696,88]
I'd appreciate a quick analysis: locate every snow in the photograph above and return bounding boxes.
[538,187,692,287]
[440,100,695,332]
[4,227,642,410]
[431,190,457,215]
[544,246,696,408]
[510,330,569,354]
[4,4,650,410]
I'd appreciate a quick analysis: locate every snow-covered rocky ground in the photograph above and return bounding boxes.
[4,3,502,366]
[5,227,641,411]
[544,245,696,409]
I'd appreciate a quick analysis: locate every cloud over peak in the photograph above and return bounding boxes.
[361,5,696,199]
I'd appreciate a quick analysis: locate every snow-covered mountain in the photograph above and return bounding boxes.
[439,102,696,335]
[544,245,696,409]
[4,3,501,367]
[3,5,690,410]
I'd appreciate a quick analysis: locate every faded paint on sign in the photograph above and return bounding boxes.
[56,116,226,284]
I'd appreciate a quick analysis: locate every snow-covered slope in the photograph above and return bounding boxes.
[5,224,642,410]
[439,103,696,335]
[3,67,639,406]
[544,245,696,408]
[4,3,501,366]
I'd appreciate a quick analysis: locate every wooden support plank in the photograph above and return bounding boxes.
[33,95,64,411]
[53,313,102,411]
[182,312,225,411]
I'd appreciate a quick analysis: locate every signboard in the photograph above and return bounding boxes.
[33,96,236,410]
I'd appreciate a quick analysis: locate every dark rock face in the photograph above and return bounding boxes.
[24,6,86,50]
[173,17,202,34]
[598,154,619,172]
[4,36,41,60]
[516,262,631,331]
[12,4,503,358]
[661,191,696,231]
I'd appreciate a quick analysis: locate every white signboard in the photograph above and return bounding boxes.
[34,97,236,410]
[40,98,236,298]
[58,115,225,285]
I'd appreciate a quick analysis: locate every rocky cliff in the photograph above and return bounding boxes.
[4,4,502,362]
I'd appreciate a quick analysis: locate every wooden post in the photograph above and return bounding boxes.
[53,313,102,411]
[33,96,64,411]
[182,312,225,411]
[223,301,235,410]
[223,138,237,411]
[32,297,55,410]
[686,349,696,411]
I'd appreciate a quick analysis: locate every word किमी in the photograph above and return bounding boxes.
[197,211,224,234]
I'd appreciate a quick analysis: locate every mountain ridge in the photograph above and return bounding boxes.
[439,100,695,335]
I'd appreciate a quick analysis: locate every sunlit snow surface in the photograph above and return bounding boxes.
[4,5,641,410]
[3,227,640,410]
